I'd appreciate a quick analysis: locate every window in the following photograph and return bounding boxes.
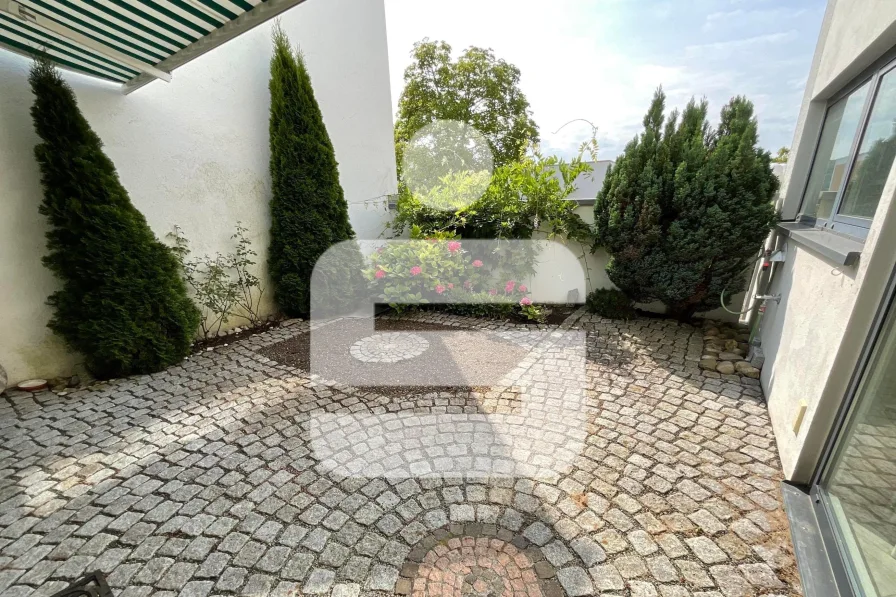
[800,59,896,237]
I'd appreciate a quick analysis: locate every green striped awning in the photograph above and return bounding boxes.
[0,0,303,93]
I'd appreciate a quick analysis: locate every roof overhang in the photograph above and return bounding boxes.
[0,0,305,94]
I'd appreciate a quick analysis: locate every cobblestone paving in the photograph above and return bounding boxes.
[0,310,801,596]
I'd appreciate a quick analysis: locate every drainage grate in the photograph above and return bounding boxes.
[48,572,113,597]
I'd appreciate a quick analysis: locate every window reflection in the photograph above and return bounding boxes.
[840,70,896,219]
[801,82,870,219]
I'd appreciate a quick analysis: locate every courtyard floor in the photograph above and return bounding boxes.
[0,309,801,597]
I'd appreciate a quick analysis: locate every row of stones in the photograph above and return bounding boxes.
[698,323,760,379]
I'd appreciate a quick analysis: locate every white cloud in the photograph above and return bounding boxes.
[385,0,824,159]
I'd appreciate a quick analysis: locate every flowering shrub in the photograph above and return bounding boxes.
[366,237,538,319]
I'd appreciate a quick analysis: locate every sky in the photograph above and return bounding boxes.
[384,0,827,161]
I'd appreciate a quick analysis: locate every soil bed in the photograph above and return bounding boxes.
[258,317,535,398]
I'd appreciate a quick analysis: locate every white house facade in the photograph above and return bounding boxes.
[750,1,896,595]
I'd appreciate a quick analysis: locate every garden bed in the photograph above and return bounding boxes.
[258,317,528,398]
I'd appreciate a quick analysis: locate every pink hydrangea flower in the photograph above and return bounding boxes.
[410,266,422,276]
[472,260,483,268]
[435,284,446,294]
[518,284,527,293]
[505,280,516,293]
[374,269,386,279]
[447,241,462,253]
[519,296,532,306]
[488,289,498,296]
[447,283,454,290]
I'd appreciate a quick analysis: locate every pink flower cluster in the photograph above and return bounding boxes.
[519,296,532,306]
[447,241,462,253]
[374,269,386,279]
[410,266,422,276]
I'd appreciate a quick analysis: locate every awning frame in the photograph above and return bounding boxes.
[0,0,306,94]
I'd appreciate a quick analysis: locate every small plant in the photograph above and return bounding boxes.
[586,288,636,320]
[519,301,546,323]
[229,224,265,327]
[170,224,265,340]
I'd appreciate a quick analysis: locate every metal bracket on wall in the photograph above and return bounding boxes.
[756,294,782,304]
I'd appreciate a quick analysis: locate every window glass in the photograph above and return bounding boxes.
[801,81,870,219]
[840,70,896,219]
[822,298,896,597]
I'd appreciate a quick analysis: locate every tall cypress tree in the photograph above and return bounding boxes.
[595,89,778,320]
[268,25,364,317]
[29,58,199,378]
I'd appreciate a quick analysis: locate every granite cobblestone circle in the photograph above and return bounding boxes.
[350,333,430,364]
[0,310,801,596]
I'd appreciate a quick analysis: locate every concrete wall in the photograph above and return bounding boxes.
[0,0,397,384]
[758,0,896,481]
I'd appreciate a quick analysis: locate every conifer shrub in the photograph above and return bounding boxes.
[268,25,365,317]
[28,58,199,378]
[586,289,636,320]
[594,89,778,320]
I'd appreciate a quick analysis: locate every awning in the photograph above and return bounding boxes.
[0,0,303,93]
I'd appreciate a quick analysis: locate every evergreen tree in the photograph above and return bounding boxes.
[268,25,364,316]
[29,58,199,378]
[595,89,778,320]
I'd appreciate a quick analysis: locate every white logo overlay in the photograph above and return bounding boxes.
[305,239,589,483]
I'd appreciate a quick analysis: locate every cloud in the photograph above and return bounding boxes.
[684,31,798,59]
[385,0,825,159]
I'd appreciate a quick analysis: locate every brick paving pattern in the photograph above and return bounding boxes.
[0,310,802,596]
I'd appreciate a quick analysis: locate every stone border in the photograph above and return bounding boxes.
[396,522,563,596]
[698,320,761,379]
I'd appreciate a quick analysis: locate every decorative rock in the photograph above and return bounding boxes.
[49,377,68,392]
[724,339,739,351]
[699,358,718,371]
[717,351,743,362]
[716,361,736,375]
[68,375,81,388]
[17,379,47,392]
[735,361,761,379]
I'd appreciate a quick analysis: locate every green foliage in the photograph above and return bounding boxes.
[169,224,265,340]
[586,289,636,320]
[519,303,546,323]
[366,238,534,319]
[771,146,790,163]
[392,147,594,243]
[840,135,896,217]
[594,88,778,320]
[268,25,365,317]
[28,58,199,378]
[394,39,539,171]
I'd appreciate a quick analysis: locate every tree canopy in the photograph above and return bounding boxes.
[394,39,539,171]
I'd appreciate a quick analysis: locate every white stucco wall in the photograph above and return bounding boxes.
[759,243,859,476]
[0,0,397,384]
[758,0,896,480]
